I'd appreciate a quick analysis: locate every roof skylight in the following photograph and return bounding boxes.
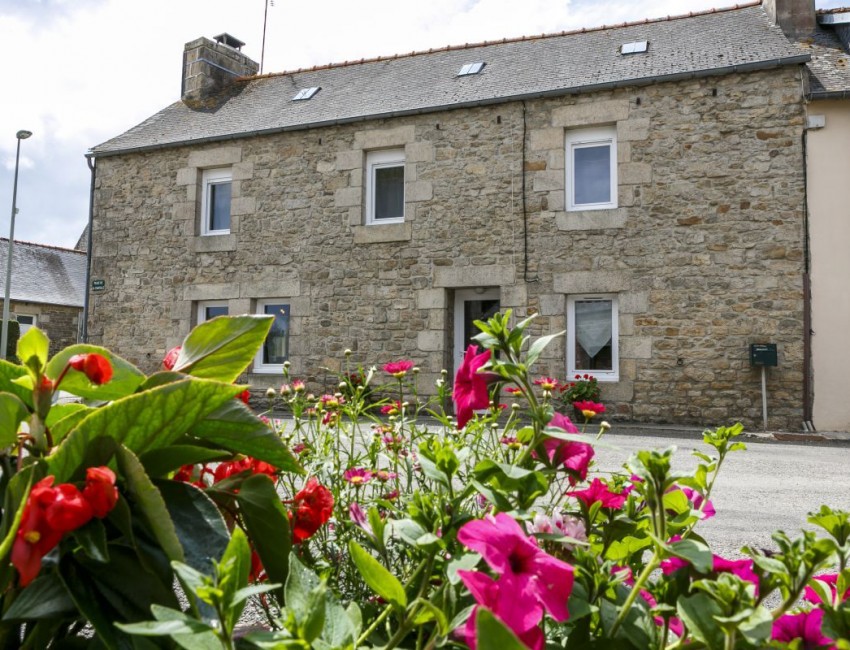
[292,87,320,101]
[458,62,485,76]
[621,41,648,55]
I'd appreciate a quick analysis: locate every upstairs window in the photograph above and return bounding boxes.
[566,127,617,211]
[366,150,405,224]
[197,301,229,323]
[254,300,290,373]
[201,168,232,235]
[567,295,619,381]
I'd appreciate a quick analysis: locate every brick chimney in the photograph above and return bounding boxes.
[763,0,816,38]
[182,33,259,103]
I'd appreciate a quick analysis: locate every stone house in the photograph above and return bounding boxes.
[88,1,814,430]
[0,239,86,355]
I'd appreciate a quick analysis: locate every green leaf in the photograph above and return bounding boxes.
[0,360,33,407]
[0,392,28,448]
[189,399,302,474]
[139,445,229,478]
[175,315,274,382]
[526,331,564,368]
[2,573,77,620]
[737,605,773,647]
[72,518,110,563]
[220,526,251,632]
[348,540,407,608]
[47,344,145,401]
[45,402,91,444]
[286,553,321,621]
[668,538,713,573]
[116,445,184,564]
[237,474,291,600]
[600,595,654,648]
[156,479,230,575]
[677,593,725,650]
[475,608,528,650]
[17,327,49,374]
[46,377,243,483]
[117,605,216,638]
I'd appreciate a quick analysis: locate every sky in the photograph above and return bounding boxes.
[1,0,846,249]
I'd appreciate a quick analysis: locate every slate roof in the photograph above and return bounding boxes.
[0,240,86,308]
[91,2,808,157]
[797,9,850,97]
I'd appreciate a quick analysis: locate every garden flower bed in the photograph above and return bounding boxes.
[0,313,847,649]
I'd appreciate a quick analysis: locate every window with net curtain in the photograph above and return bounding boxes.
[567,295,619,380]
[366,149,405,224]
[255,301,290,372]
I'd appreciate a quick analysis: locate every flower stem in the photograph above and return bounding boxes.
[610,550,661,638]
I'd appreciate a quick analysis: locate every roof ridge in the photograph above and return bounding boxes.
[247,2,760,80]
[817,7,850,14]
[0,238,86,255]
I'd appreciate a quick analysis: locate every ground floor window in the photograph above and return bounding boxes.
[567,294,618,381]
[13,314,36,334]
[197,301,229,324]
[254,301,290,373]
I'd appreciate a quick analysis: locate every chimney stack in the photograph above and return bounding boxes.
[182,33,259,103]
[763,0,816,38]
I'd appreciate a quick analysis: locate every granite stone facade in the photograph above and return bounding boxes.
[89,66,807,430]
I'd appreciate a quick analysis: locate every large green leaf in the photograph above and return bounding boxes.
[677,593,725,650]
[116,445,184,565]
[156,479,229,576]
[348,540,407,608]
[188,399,302,474]
[219,526,251,633]
[667,537,713,573]
[174,315,274,383]
[47,404,92,445]
[0,392,28,448]
[46,344,145,401]
[46,377,243,483]
[237,474,291,600]
[2,573,77,621]
[285,553,320,622]
[17,327,49,375]
[139,445,229,478]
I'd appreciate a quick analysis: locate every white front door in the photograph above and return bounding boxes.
[453,288,501,374]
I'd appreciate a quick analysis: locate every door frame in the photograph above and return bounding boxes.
[453,287,501,374]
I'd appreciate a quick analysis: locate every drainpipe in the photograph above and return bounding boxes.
[801,131,814,429]
[82,154,96,343]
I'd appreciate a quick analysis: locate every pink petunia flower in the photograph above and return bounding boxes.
[567,478,627,510]
[772,608,836,648]
[343,468,374,486]
[679,485,716,519]
[457,512,573,623]
[453,345,492,429]
[456,570,544,650]
[383,360,414,378]
[535,413,594,484]
[804,574,850,605]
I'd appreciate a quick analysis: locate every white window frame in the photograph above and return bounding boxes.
[13,314,36,334]
[565,126,618,212]
[366,149,405,225]
[197,301,229,324]
[200,168,232,235]
[253,300,290,374]
[567,294,619,382]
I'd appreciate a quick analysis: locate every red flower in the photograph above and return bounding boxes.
[573,400,605,418]
[236,389,251,405]
[453,345,492,429]
[83,466,119,518]
[289,478,334,543]
[567,478,627,510]
[213,457,278,484]
[381,400,403,415]
[162,346,181,371]
[69,353,113,385]
[382,360,414,378]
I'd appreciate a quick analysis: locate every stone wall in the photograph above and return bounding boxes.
[89,65,807,430]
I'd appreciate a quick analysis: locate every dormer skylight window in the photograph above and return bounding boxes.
[621,41,648,55]
[458,62,485,76]
[292,87,320,101]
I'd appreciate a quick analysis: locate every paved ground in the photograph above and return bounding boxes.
[592,426,849,559]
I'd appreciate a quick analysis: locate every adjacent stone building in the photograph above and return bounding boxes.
[88,3,814,430]
[0,239,86,355]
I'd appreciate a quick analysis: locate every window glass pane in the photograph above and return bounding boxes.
[574,145,611,205]
[204,305,228,321]
[15,315,35,325]
[209,181,231,231]
[262,304,290,365]
[374,165,404,220]
[574,300,613,371]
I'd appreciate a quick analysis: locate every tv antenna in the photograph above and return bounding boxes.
[260,0,274,74]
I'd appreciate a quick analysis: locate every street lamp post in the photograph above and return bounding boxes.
[1,130,33,360]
